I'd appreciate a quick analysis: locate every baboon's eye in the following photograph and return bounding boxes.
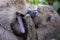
[16,12,24,17]
[46,15,52,22]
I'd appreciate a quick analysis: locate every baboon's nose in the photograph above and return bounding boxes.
[17,16,25,33]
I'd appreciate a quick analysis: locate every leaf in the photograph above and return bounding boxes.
[57,34,60,38]
[53,1,60,10]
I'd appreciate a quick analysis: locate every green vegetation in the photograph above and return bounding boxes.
[26,0,60,11]
[57,34,60,38]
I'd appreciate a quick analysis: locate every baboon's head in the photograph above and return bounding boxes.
[9,0,28,36]
[0,0,28,37]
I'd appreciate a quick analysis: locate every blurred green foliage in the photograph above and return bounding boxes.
[26,0,60,10]
[53,1,60,10]
[26,0,39,5]
[57,34,60,38]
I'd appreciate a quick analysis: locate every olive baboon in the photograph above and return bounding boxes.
[0,0,28,37]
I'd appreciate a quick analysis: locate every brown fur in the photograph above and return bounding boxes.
[34,5,60,40]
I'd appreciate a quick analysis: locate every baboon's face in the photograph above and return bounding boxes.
[0,0,28,37]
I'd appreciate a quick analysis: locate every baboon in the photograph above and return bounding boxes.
[26,5,60,40]
[0,0,28,38]
[34,5,60,40]
[0,0,38,40]
[0,0,60,40]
